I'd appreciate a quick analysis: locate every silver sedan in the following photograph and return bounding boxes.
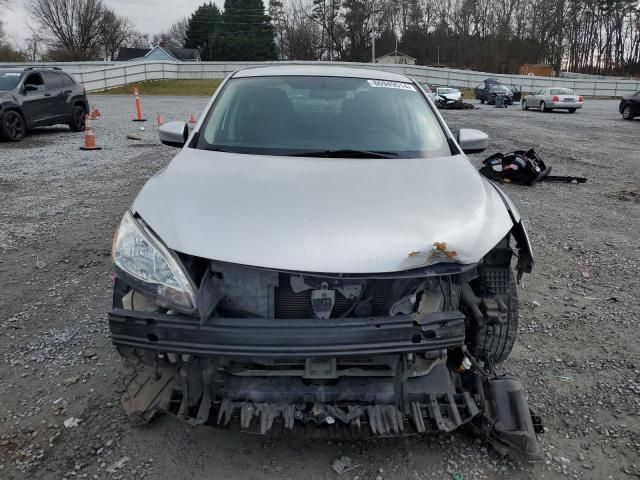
[522,87,584,113]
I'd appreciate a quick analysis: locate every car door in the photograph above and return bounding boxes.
[20,73,53,125]
[632,91,640,114]
[42,72,69,120]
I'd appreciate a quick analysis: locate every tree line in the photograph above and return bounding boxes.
[1,0,639,76]
[268,0,640,76]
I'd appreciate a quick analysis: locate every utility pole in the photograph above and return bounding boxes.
[437,45,440,66]
[372,31,375,63]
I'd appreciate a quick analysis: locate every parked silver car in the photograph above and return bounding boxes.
[522,87,584,113]
[109,65,542,461]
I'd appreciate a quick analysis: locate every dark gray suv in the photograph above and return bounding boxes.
[0,66,89,142]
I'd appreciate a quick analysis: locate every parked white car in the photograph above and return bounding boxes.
[109,65,541,462]
[435,87,462,102]
[522,87,584,113]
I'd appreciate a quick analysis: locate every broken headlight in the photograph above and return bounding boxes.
[112,211,197,312]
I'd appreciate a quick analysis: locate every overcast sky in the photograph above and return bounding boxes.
[2,0,219,46]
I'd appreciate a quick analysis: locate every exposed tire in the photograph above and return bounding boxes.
[467,268,519,364]
[521,100,528,110]
[480,99,485,104]
[69,105,87,132]
[540,101,547,112]
[622,105,634,120]
[0,110,26,142]
[568,108,577,113]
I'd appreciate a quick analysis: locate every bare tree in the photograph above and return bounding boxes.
[28,0,105,60]
[152,18,188,48]
[100,8,135,60]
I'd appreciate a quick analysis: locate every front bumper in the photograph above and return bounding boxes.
[109,308,466,358]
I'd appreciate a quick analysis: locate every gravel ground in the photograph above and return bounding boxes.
[0,95,638,480]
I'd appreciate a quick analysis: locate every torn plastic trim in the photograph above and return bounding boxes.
[486,181,534,279]
[109,308,466,358]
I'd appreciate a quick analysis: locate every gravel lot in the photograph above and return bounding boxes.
[0,95,638,480]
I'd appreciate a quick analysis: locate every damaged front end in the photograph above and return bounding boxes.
[109,212,542,462]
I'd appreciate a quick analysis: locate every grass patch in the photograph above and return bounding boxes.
[96,79,222,96]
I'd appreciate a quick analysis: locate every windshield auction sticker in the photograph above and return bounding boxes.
[368,80,416,91]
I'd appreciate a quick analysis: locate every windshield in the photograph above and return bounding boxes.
[197,76,451,158]
[438,88,457,94]
[550,88,574,95]
[0,71,22,91]
[488,84,510,92]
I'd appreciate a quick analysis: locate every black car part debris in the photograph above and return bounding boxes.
[479,149,587,185]
[435,95,477,110]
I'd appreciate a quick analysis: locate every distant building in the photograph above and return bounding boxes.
[375,51,416,65]
[115,46,201,62]
[519,64,554,77]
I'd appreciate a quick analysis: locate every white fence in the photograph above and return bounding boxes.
[3,60,640,96]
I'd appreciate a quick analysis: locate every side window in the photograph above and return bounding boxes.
[24,73,45,91]
[43,72,64,89]
[60,73,75,86]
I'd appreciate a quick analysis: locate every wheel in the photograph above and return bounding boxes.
[540,101,547,112]
[467,268,519,364]
[69,105,87,132]
[568,108,577,113]
[480,99,485,104]
[521,100,528,110]
[622,105,634,120]
[0,110,26,141]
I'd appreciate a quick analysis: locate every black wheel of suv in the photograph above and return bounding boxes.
[69,105,87,132]
[467,268,518,364]
[1,110,26,142]
[622,105,634,120]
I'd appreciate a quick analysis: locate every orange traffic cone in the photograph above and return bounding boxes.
[132,86,147,122]
[80,115,101,150]
[94,107,101,117]
[89,106,98,120]
[157,114,165,126]
[188,113,197,124]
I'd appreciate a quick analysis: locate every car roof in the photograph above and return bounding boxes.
[0,68,25,73]
[232,64,412,82]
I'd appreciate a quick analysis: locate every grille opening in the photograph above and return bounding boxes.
[274,274,393,319]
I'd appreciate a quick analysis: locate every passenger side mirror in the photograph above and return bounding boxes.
[457,128,489,154]
[159,121,189,148]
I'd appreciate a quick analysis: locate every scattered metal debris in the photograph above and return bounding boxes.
[332,456,360,475]
[107,456,130,473]
[63,417,81,428]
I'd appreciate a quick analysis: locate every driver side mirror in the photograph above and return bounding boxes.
[457,128,489,154]
[23,84,38,93]
[159,121,189,148]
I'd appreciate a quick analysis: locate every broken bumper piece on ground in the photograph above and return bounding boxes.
[110,308,544,463]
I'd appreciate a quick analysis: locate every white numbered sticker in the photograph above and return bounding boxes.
[367,80,416,91]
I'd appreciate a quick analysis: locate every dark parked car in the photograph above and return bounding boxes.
[619,91,640,120]
[474,79,514,105]
[0,66,89,142]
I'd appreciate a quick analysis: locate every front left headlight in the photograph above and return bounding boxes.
[112,211,197,312]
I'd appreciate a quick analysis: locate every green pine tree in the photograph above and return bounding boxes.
[184,3,224,61]
[221,0,277,60]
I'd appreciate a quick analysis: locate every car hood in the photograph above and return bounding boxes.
[132,149,514,273]
[0,91,17,102]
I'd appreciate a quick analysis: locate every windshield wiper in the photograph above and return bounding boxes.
[290,149,398,159]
